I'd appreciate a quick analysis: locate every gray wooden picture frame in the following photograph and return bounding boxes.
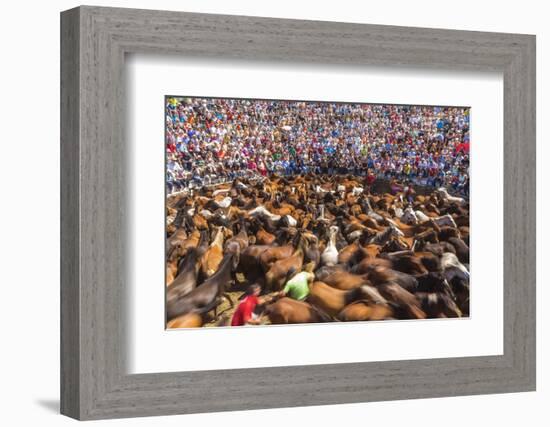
[60,5,536,420]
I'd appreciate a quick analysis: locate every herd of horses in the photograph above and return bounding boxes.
[165,174,470,328]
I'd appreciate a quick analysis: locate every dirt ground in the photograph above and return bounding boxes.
[202,273,277,327]
[202,273,248,327]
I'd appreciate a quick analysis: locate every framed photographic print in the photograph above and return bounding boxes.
[61,6,536,420]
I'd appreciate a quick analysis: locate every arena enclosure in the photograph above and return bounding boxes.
[165,96,471,329]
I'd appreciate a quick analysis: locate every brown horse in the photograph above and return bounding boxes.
[200,226,231,279]
[316,270,370,291]
[307,281,386,317]
[166,313,203,329]
[265,237,307,291]
[264,297,332,324]
[337,301,394,321]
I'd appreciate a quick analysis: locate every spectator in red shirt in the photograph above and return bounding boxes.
[231,284,262,326]
[366,169,376,186]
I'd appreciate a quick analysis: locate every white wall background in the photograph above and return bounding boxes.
[0,0,546,425]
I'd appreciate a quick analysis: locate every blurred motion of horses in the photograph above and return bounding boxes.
[164,97,470,328]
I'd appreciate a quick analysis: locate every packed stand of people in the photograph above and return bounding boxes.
[166,97,470,195]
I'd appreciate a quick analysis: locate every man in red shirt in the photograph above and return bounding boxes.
[231,284,262,326]
[366,169,376,187]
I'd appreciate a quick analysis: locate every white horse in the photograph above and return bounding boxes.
[351,186,364,196]
[346,229,364,242]
[199,209,214,220]
[284,215,298,227]
[437,187,466,205]
[401,206,418,225]
[315,185,330,194]
[441,252,469,279]
[212,188,230,197]
[248,206,281,221]
[216,196,233,209]
[414,210,431,222]
[431,214,458,228]
[392,206,404,219]
[321,226,339,266]
[248,206,297,227]
[388,222,405,238]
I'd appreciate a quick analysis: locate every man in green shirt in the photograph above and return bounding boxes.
[280,271,315,301]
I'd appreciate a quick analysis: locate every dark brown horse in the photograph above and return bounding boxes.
[166,252,238,320]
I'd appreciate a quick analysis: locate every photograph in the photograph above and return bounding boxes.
[165,97,471,328]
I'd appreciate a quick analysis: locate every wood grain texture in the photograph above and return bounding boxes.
[60,7,80,419]
[60,6,536,420]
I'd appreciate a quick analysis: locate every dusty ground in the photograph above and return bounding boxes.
[202,273,277,327]
[203,273,248,327]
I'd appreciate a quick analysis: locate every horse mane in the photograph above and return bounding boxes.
[176,247,198,274]
[173,208,186,229]
[369,226,392,245]
[196,230,209,256]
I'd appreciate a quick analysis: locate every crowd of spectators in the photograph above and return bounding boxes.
[166,97,470,195]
